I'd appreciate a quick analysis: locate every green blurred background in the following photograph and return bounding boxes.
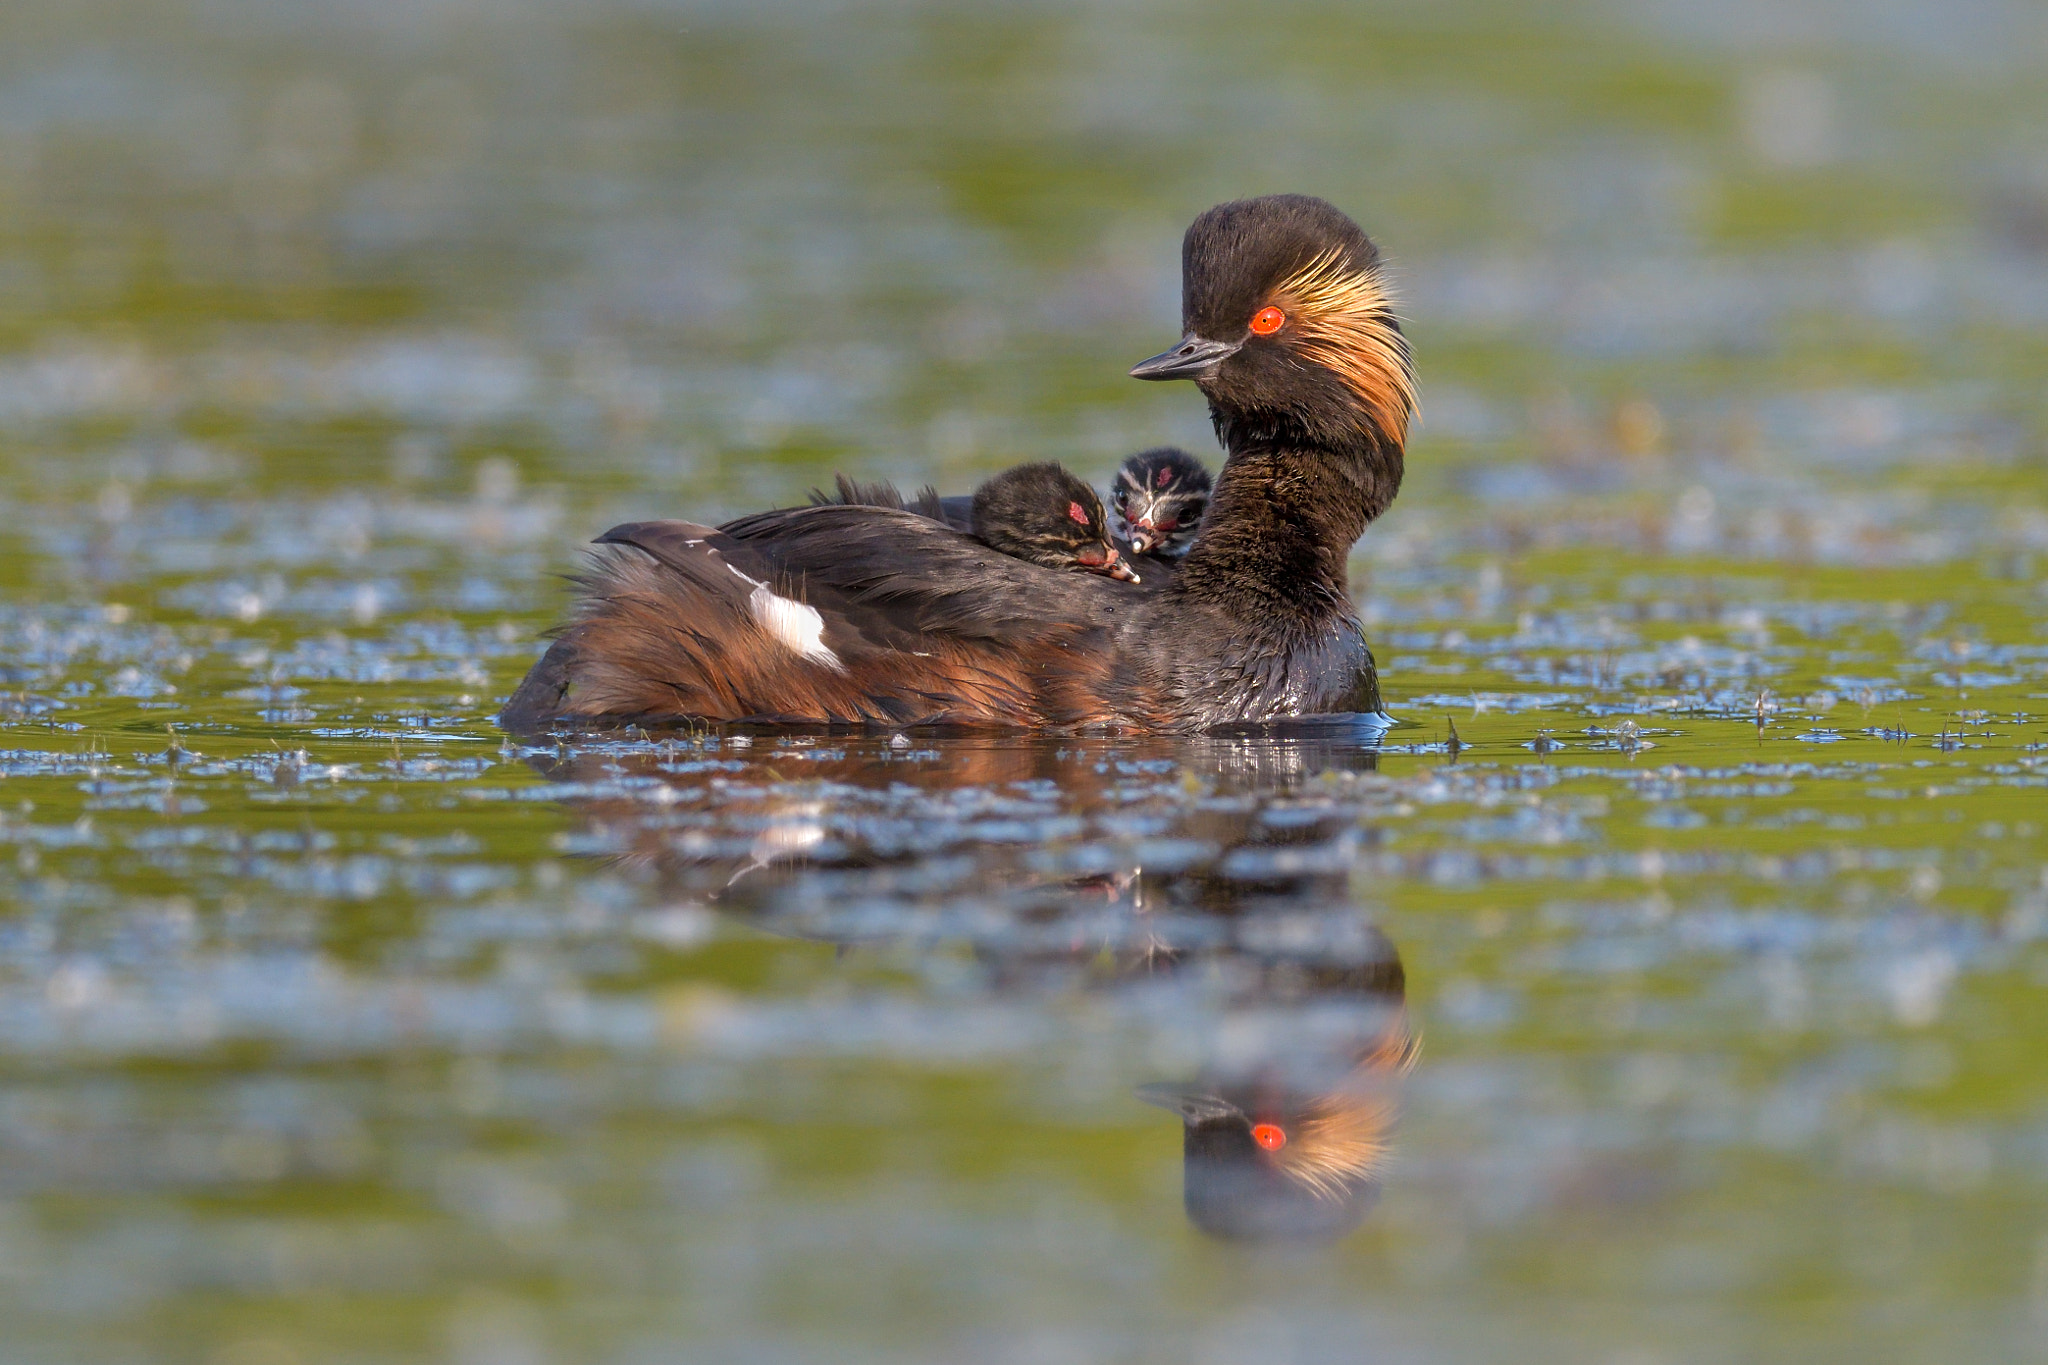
[8,0,2048,532]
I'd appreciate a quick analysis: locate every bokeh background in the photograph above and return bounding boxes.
[9,0,2048,550]
[3,0,2048,1362]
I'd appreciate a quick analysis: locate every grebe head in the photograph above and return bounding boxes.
[1130,194,1414,451]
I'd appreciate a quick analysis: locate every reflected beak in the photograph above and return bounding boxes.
[1134,1082,1244,1124]
[1129,333,1242,382]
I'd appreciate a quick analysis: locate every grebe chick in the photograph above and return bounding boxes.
[1112,446,1211,558]
[971,462,1138,583]
[813,467,1136,581]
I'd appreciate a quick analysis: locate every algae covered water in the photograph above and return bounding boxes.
[3,0,2048,1360]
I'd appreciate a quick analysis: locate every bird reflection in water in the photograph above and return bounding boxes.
[1134,934,1412,1242]
[522,719,1413,1242]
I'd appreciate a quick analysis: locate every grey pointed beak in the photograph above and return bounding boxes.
[1130,334,1241,382]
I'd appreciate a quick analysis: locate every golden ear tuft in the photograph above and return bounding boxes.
[1272,247,1416,445]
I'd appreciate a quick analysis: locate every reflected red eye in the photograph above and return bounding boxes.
[1251,1123,1287,1151]
[1068,500,1089,526]
[1250,306,1286,335]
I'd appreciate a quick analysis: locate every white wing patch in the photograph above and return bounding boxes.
[748,583,845,672]
[714,557,843,671]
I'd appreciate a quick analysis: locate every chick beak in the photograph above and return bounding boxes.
[1103,546,1140,583]
[1129,519,1160,555]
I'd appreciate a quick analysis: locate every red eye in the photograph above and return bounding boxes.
[1067,500,1089,526]
[1250,306,1286,335]
[1155,467,1173,488]
[1251,1123,1287,1151]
